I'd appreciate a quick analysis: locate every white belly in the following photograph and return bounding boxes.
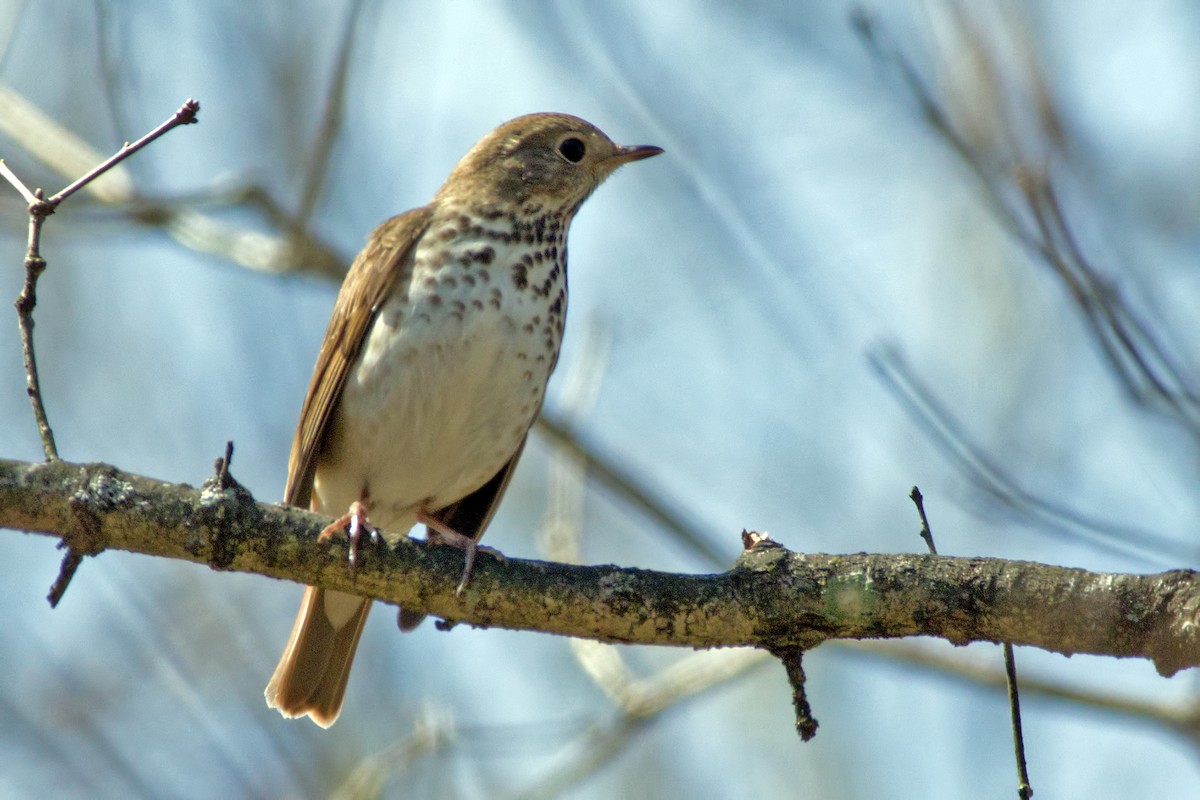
[312,229,564,537]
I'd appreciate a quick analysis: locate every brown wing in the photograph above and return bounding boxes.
[426,435,528,542]
[284,206,435,508]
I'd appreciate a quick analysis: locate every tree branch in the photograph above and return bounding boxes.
[0,457,1197,677]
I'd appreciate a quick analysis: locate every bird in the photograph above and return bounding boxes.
[264,113,662,726]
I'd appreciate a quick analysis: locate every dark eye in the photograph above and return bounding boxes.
[558,137,586,163]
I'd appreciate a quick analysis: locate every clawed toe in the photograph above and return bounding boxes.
[317,500,377,575]
[417,510,507,595]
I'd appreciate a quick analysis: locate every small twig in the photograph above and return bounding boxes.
[1005,643,1034,798]
[48,99,199,207]
[46,548,83,608]
[213,440,235,489]
[4,99,201,603]
[14,196,56,460]
[771,645,818,741]
[910,486,937,555]
[908,485,1034,798]
[0,158,38,204]
[5,99,201,463]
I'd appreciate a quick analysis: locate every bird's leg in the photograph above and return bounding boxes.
[416,510,507,595]
[317,496,379,576]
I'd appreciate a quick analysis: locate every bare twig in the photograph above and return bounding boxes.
[45,547,83,608]
[13,194,55,461]
[0,157,37,204]
[907,484,1033,798]
[3,99,201,603]
[772,644,818,741]
[910,486,937,555]
[48,99,198,206]
[1004,643,1034,799]
[0,84,344,279]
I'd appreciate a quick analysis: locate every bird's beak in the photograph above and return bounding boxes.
[608,144,664,166]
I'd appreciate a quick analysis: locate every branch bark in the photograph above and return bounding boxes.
[1,457,1196,677]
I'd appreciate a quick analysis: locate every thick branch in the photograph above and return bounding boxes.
[0,457,1196,676]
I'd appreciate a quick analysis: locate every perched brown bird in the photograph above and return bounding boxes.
[264,113,662,726]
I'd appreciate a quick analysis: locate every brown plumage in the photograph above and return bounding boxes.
[265,113,661,726]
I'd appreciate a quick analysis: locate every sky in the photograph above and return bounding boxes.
[1,1,1199,798]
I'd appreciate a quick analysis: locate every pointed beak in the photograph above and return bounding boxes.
[608,144,664,167]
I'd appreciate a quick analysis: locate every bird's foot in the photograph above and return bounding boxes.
[318,500,381,576]
[417,510,507,595]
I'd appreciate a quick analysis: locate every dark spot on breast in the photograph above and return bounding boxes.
[441,275,458,289]
[429,294,442,307]
[522,322,534,334]
[549,294,564,316]
[472,299,484,310]
[533,251,544,264]
[476,246,495,265]
[463,273,476,287]
[531,315,541,325]
[439,228,457,241]
[512,263,528,290]
[479,269,490,283]
[457,215,471,229]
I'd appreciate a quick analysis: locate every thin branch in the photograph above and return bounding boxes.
[1004,643,1034,799]
[910,486,937,555]
[0,157,37,204]
[910,483,1033,798]
[771,644,818,741]
[13,200,55,461]
[0,84,344,279]
[48,99,198,207]
[3,99,201,602]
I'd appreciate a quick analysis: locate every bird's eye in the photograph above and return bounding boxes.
[557,137,586,163]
